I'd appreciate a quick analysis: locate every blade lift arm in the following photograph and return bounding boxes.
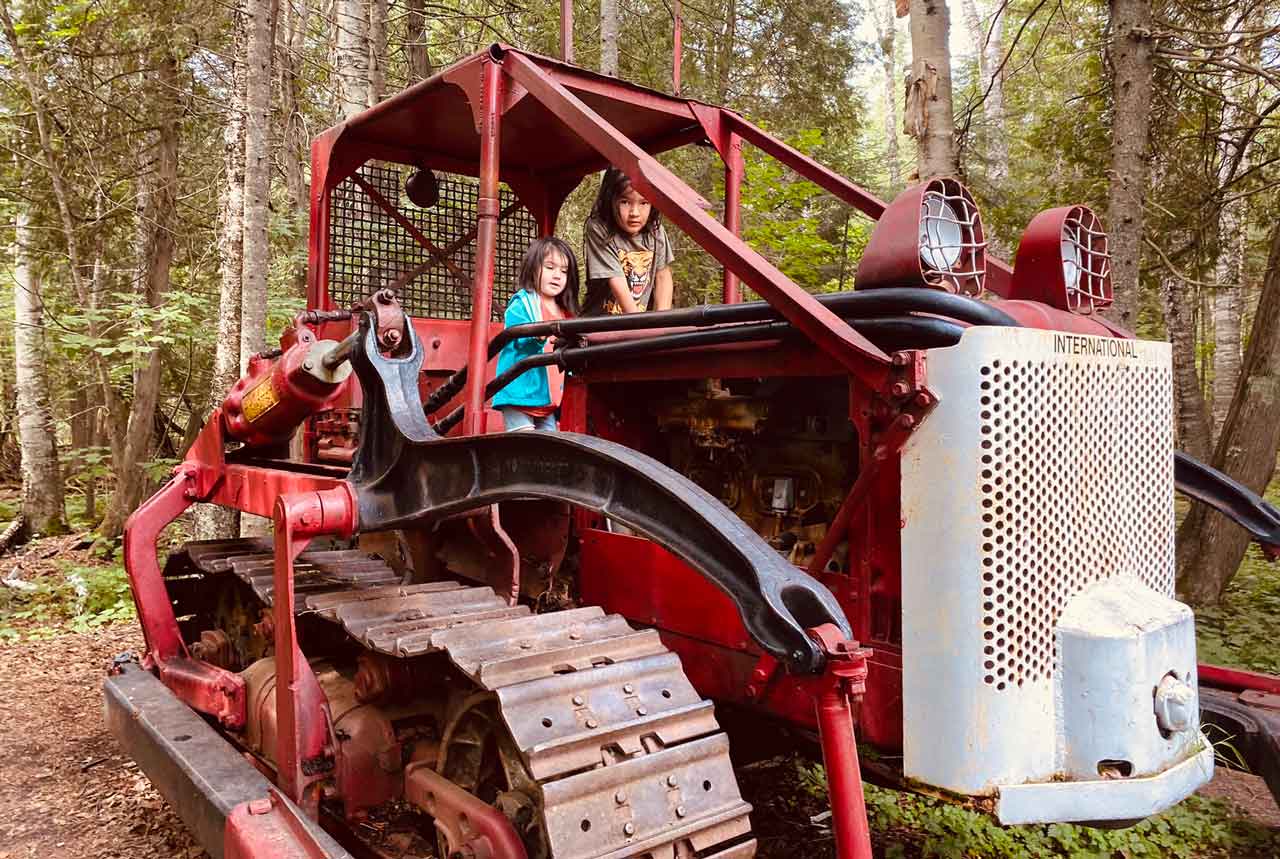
[347,314,853,674]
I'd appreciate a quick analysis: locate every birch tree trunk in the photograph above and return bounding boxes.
[336,0,370,117]
[1210,17,1257,437]
[280,0,309,216]
[1177,220,1280,605]
[195,7,247,541]
[241,0,273,366]
[906,0,958,179]
[404,0,432,82]
[873,0,902,189]
[366,0,386,106]
[0,0,124,469]
[1105,0,1155,331]
[1212,198,1245,435]
[960,0,1007,187]
[100,51,180,537]
[1160,273,1211,461]
[600,0,619,76]
[12,210,66,537]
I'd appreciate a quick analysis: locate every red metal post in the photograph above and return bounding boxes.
[722,131,742,304]
[560,0,574,63]
[809,625,874,859]
[124,469,197,662]
[272,487,357,812]
[672,0,683,94]
[463,57,504,435]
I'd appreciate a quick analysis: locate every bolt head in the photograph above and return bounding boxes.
[615,791,627,805]
[666,775,678,787]
[623,683,635,694]
[636,706,647,716]
[586,718,599,729]
[572,695,585,706]
[891,381,910,398]
[676,805,687,818]
[623,822,636,836]
[1154,673,1196,734]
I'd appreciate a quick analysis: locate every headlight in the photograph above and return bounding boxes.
[1010,205,1112,314]
[857,177,987,296]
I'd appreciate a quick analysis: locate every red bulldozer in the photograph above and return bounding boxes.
[106,45,1280,859]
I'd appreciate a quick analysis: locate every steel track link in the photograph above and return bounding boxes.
[177,539,757,859]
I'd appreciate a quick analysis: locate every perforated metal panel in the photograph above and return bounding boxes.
[978,357,1175,690]
[901,327,1179,796]
[327,162,537,319]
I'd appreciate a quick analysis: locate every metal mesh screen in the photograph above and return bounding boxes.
[977,356,1175,691]
[327,162,537,319]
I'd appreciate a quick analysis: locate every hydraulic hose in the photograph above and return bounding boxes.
[421,288,1016,415]
[434,315,965,433]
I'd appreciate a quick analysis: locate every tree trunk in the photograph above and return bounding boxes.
[239,0,276,539]
[1104,0,1155,331]
[100,51,181,538]
[960,0,1007,188]
[906,0,958,179]
[241,0,273,366]
[366,0,386,106]
[1212,199,1244,436]
[873,0,902,189]
[1160,272,1211,461]
[1176,221,1280,605]
[196,8,248,541]
[404,0,432,82]
[336,0,370,118]
[600,0,619,76]
[0,0,126,479]
[12,210,66,537]
[279,0,309,216]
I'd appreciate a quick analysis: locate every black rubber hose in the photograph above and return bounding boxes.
[421,288,1016,415]
[434,315,964,433]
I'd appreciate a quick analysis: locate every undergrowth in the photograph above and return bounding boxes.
[0,561,135,642]
[793,761,1280,859]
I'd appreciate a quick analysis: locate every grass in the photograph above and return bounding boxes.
[859,779,1279,859]
[0,561,135,643]
[1193,460,1280,675]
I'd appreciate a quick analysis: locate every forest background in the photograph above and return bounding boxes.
[2,0,1279,615]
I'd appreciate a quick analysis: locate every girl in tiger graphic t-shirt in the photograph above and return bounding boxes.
[581,167,676,315]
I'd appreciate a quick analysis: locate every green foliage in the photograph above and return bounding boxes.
[1195,546,1280,675]
[794,761,1280,858]
[0,562,135,643]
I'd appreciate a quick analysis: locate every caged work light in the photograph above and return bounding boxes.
[856,177,987,296]
[1009,205,1112,314]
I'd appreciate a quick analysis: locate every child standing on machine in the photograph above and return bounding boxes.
[492,237,580,431]
[581,167,676,315]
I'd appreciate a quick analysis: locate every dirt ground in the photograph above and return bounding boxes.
[0,625,205,859]
[0,623,1276,859]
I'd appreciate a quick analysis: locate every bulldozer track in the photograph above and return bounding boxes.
[173,539,757,859]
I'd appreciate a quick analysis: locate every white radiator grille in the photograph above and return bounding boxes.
[978,357,1175,690]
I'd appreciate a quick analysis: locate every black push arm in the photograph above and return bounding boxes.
[347,316,852,673]
[1174,451,1280,556]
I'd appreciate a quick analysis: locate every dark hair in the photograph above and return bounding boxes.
[590,167,663,237]
[516,236,580,317]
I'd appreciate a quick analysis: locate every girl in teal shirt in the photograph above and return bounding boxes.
[492,237,580,431]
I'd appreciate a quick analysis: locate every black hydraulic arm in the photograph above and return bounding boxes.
[1174,451,1280,556]
[346,315,852,673]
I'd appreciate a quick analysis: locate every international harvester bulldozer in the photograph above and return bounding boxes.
[105,44,1280,859]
